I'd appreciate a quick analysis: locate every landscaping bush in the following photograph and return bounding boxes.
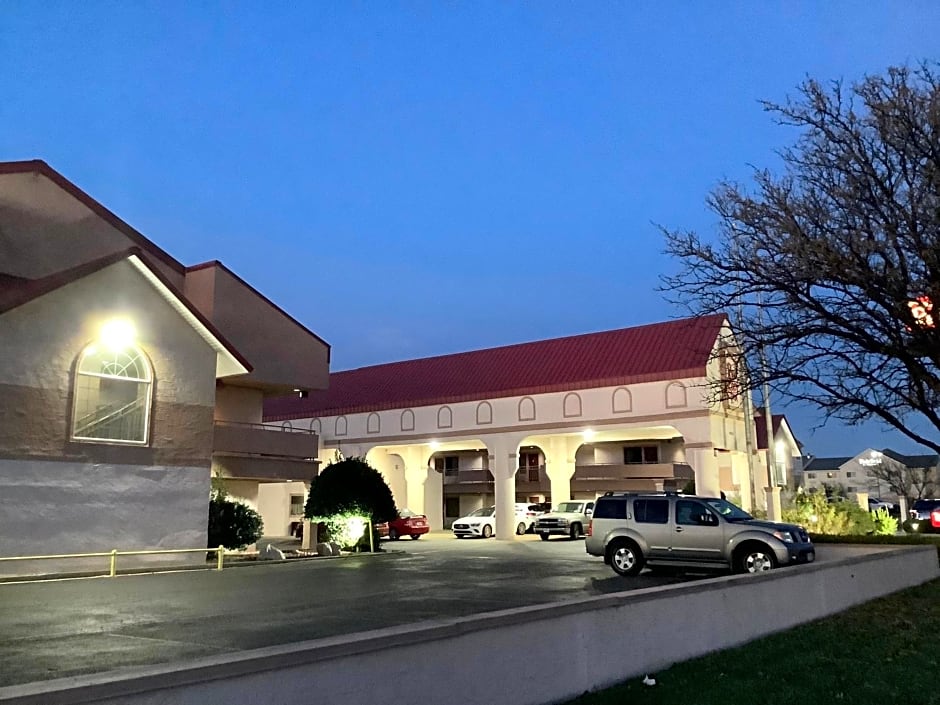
[305,456,397,550]
[207,493,264,549]
[871,507,898,535]
[782,491,874,535]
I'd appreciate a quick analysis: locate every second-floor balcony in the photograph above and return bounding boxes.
[213,421,319,482]
[213,421,319,459]
[572,462,693,493]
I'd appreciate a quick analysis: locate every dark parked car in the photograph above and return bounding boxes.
[906,499,940,534]
[377,509,430,540]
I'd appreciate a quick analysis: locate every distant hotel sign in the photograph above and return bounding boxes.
[908,296,935,329]
[859,451,883,467]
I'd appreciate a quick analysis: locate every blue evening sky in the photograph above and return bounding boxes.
[2,2,938,457]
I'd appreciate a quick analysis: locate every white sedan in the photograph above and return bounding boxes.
[452,506,496,538]
[452,504,539,538]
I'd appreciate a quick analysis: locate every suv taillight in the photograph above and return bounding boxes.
[587,519,593,537]
[931,509,940,529]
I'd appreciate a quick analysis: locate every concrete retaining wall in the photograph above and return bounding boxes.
[3,546,937,705]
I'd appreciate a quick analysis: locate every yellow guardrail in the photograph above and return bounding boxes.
[0,546,228,578]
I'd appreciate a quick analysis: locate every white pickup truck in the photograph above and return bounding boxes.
[533,500,595,540]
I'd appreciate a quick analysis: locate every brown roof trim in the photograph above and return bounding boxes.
[186,259,331,352]
[0,160,185,275]
[0,247,253,373]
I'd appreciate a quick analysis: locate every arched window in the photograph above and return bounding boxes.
[72,343,153,444]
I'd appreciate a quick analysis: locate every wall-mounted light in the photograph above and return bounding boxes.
[99,318,137,353]
[429,441,440,450]
[582,429,595,443]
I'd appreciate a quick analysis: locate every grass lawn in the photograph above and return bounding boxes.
[564,576,940,705]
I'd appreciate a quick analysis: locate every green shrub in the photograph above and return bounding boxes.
[207,494,264,549]
[871,507,898,535]
[305,456,397,550]
[782,492,874,535]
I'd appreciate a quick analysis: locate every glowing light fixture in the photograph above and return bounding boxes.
[99,318,137,353]
[345,516,367,540]
[429,441,440,450]
[582,429,595,442]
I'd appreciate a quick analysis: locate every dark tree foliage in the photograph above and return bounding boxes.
[662,64,940,453]
[305,456,398,524]
[207,494,264,549]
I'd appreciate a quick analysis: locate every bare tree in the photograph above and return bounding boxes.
[662,64,940,453]
[865,455,936,500]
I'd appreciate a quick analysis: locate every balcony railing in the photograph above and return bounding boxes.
[213,421,318,459]
[572,463,693,493]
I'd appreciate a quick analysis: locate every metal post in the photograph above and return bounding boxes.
[216,546,225,571]
[368,520,374,553]
[109,549,118,577]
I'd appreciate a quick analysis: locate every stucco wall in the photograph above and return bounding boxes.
[214,385,264,424]
[0,459,210,574]
[0,260,219,566]
[184,264,329,392]
[257,481,307,537]
[307,377,716,446]
[0,260,217,462]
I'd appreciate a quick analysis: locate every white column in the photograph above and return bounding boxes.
[765,486,782,522]
[484,435,521,540]
[687,447,721,498]
[731,451,752,512]
[544,436,576,504]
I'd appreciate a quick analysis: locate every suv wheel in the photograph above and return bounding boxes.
[736,544,777,573]
[569,523,582,539]
[608,539,644,576]
[516,522,527,536]
[482,525,493,539]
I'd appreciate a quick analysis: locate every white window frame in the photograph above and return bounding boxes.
[71,343,153,446]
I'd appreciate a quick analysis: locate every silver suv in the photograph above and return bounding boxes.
[585,492,815,576]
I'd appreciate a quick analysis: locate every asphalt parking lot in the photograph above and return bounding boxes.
[0,534,865,689]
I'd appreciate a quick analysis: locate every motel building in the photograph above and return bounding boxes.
[265,315,773,539]
[0,161,329,572]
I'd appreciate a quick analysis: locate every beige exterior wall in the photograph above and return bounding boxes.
[0,172,184,286]
[0,260,219,565]
[257,481,308,537]
[184,265,329,392]
[214,384,264,424]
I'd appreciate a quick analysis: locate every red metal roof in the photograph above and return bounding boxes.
[264,314,727,420]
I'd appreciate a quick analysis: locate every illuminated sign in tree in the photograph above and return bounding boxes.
[907,295,935,329]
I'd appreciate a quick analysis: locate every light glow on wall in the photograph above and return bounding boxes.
[99,317,137,353]
[582,429,595,442]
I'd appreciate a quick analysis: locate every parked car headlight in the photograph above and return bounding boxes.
[469,522,481,527]
[772,530,794,543]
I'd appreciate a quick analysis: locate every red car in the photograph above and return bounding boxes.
[378,509,430,540]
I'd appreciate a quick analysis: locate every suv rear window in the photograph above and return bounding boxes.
[633,498,669,524]
[912,499,940,510]
[593,497,627,519]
